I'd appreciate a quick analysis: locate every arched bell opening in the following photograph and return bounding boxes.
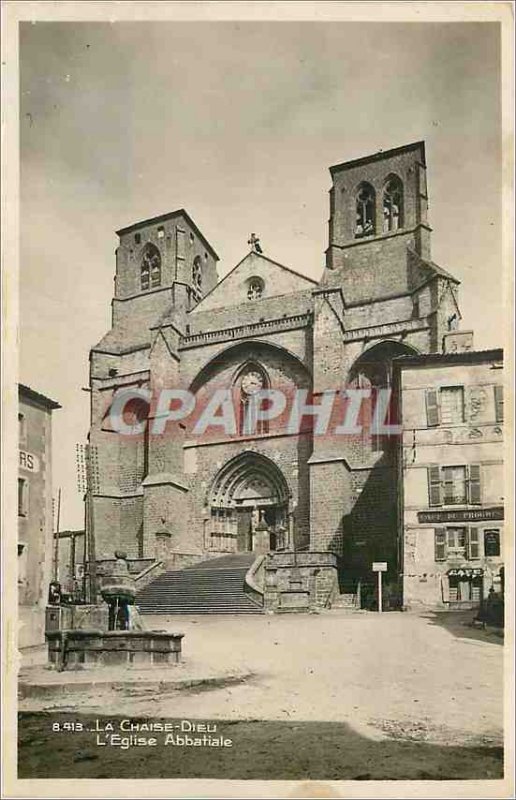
[349,340,418,453]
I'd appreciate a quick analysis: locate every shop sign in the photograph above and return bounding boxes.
[418,507,504,524]
[19,450,40,473]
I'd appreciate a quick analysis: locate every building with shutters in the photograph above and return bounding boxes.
[394,348,504,609]
[18,384,61,646]
[88,140,502,611]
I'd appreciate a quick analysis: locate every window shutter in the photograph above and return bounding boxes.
[468,464,482,505]
[428,465,442,506]
[434,528,446,561]
[425,389,440,427]
[494,385,504,422]
[468,527,480,560]
[442,466,454,504]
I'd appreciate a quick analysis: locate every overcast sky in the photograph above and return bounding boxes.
[19,19,502,529]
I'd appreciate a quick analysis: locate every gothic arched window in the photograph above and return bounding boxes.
[247,276,264,300]
[141,244,161,291]
[355,183,376,238]
[383,176,404,233]
[192,256,203,295]
[236,363,270,436]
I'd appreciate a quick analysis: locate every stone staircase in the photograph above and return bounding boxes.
[135,554,263,615]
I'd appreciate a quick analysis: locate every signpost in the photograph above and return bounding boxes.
[372,562,388,613]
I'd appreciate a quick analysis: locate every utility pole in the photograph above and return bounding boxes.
[76,443,99,604]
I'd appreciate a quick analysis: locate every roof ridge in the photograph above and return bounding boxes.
[189,250,318,313]
[408,247,460,284]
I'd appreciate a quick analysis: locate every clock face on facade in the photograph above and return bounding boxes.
[241,370,264,395]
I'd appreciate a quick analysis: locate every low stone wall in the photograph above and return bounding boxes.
[243,555,266,607]
[264,552,339,613]
[134,560,167,591]
[46,629,184,670]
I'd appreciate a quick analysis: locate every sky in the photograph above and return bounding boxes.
[19,18,503,529]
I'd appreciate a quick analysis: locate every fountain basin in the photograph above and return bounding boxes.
[46,629,184,670]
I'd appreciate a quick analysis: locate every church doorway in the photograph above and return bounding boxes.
[207,452,290,555]
[236,509,252,552]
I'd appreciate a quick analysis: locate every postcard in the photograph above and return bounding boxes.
[2,2,514,798]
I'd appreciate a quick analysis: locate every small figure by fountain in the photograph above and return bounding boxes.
[48,580,62,606]
[100,550,137,631]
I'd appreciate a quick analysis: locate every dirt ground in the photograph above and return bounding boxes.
[18,609,504,781]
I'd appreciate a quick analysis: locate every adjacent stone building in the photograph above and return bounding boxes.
[88,141,486,609]
[18,384,61,646]
[394,344,504,608]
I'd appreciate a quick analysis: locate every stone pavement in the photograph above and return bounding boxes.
[18,609,503,748]
[18,640,252,708]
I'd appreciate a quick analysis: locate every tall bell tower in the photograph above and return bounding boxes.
[325,141,431,304]
[113,209,219,334]
[89,209,219,560]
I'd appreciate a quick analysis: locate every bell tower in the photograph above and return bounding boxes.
[325,141,432,303]
[114,209,219,319]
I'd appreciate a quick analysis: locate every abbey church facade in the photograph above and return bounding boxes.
[89,141,465,605]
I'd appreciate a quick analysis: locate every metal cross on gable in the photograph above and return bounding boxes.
[248,233,263,254]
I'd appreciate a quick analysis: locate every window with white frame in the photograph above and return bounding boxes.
[439,386,464,424]
[442,465,468,504]
[18,477,29,517]
[434,527,481,562]
[425,385,465,427]
[428,464,481,506]
[446,527,467,558]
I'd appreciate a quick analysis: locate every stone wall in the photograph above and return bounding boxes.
[18,395,55,647]
[263,552,339,612]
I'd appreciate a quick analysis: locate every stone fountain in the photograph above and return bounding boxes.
[45,551,183,671]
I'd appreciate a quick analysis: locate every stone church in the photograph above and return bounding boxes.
[89,141,463,610]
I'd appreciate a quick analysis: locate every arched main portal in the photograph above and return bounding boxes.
[207,452,290,554]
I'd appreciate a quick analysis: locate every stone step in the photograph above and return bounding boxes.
[184,556,256,570]
[136,554,263,615]
[140,608,261,615]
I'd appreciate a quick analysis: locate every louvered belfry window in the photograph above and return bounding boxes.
[141,243,161,291]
